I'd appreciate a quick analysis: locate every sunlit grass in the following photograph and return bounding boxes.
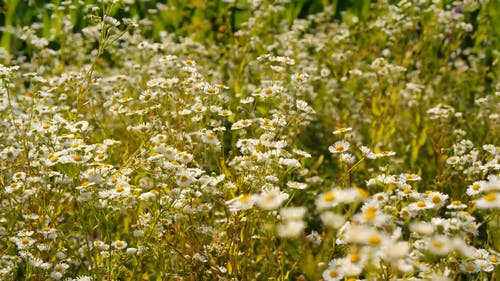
[0,0,499,280]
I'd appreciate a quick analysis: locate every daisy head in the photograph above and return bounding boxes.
[112,240,128,250]
[475,192,500,209]
[316,189,339,210]
[329,141,350,154]
[322,265,345,281]
[286,181,307,190]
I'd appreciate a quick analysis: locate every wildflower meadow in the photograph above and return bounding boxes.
[0,0,499,280]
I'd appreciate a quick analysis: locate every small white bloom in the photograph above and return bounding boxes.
[279,206,306,221]
[255,188,289,210]
[276,220,306,238]
[329,141,350,154]
[112,240,128,250]
[286,181,307,190]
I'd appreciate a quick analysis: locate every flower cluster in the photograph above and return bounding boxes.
[0,0,498,280]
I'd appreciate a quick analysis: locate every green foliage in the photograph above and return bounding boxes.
[0,0,499,280]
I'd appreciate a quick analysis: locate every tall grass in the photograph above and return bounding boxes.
[0,0,498,280]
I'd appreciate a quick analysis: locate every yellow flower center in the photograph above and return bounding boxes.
[416,201,427,208]
[432,240,443,249]
[116,184,126,193]
[484,193,497,202]
[55,265,64,272]
[465,264,475,272]
[364,206,377,220]
[324,192,335,202]
[239,194,252,203]
[350,253,360,263]
[368,235,382,245]
[431,195,441,204]
[329,270,339,278]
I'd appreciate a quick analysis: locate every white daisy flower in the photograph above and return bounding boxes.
[329,141,350,154]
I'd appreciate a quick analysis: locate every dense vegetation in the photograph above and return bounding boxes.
[0,0,498,280]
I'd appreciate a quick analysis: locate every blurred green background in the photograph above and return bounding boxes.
[0,0,377,55]
[2,0,498,58]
